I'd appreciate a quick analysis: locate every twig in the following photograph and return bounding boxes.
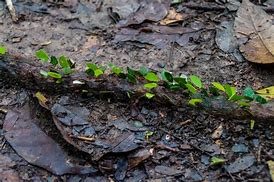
[181,2,274,13]
[5,0,18,22]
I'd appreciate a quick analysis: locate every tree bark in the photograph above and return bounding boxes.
[1,53,274,122]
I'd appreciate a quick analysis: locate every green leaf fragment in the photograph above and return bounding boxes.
[59,55,71,68]
[47,72,62,79]
[190,75,203,88]
[185,83,197,94]
[250,119,255,130]
[212,82,225,92]
[39,70,48,77]
[86,63,97,71]
[127,67,137,77]
[255,95,267,104]
[127,74,137,84]
[145,72,159,82]
[139,67,149,76]
[112,66,123,75]
[210,156,225,166]
[145,92,155,99]
[188,98,203,106]
[144,83,158,89]
[94,69,104,77]
[174,77,187,86]
[244,87,255,99]
[0,46,7,54]
[63,67,73,75]
[161,71,173,82]
[36,49,49,62]
[50,56,58,66]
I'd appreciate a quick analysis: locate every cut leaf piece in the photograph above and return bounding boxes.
[145,72,159,82]
[145,92,155,99]
[36,49,49,62]
[255,95,267,104]
[47,72,62,79]
[94,69,103,77]
[39,70,48,77]
[144,83,158,89]
[139,67,149,76]
[86,63,97,71]
[190,75,202,88]
[188,99,202,106]
[50,56,58,66]
[59,56,71,68]
[210,156,225,166]
[127,74,137,84]
[185,83,197,94]
[244,87,255,99]
[212,82,225,92]
[234,0,274,64]
[0,46,7,54]
[250,119,255,130]
[161,71,173,82]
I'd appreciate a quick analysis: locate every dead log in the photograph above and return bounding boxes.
[1,53,274,122]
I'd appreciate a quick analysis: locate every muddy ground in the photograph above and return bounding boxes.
[0,0,274,181]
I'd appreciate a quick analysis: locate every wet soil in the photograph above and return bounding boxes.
[1,0,274,181]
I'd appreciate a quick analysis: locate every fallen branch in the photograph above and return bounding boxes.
[0,53,274,122]
[5,0,18,22]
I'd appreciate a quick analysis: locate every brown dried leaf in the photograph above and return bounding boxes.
[159,8,188,25]
[3,103,97,175]
[234,0,274,64]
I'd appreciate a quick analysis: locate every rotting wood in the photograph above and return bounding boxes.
[0,53,274,122]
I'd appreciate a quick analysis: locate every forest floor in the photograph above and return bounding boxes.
[0,0,274,181]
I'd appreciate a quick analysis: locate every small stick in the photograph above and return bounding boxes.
[5,0,18,22]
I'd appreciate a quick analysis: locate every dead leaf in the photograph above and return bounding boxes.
[234,0,274,64]
[128,148,151,169]
[3,103,97,175]
[82,36,100,50]
[159,8,188,25]
[35,92,49,108]
[211,123,223,139]
[256,86,274,100]
[267,160,274,181]
[117,0,171,27]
